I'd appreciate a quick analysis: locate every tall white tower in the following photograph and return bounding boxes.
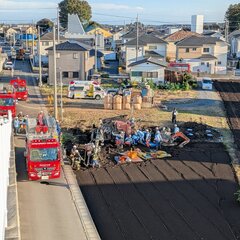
[191,15,204,34]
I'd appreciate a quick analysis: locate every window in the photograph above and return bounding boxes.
[73,53,78,59]
[203,48,210,53]
[143,72,158,78]
[62,72,69,78]
[132,71,142,77]
[206,62,210,67]
[149,45,157,50]
[192,48,197,51]
[72,72,79,78]
[201,62,205,65]
[185,48,190,53]
[42,41,49,46]
[218,61,222,65]
[95,87,102,91]
[74,87,84,91]
[56,53,60,58]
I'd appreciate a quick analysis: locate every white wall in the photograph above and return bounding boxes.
[145,44,167,58]
[0,112,12,240]
[213,42,228,74]
[126,46,144,69]
[130,62,165,84]
[191,15,204,34]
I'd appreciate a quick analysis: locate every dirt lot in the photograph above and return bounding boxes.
[77,143,240,240]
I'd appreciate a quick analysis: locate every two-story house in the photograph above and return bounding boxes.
[163,30,201,61]
[47,40,101,85]
[176,36,228,74]
[124,33,168,70]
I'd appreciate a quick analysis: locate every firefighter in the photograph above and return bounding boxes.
[145,129,151,147]
[154,127,163,150]
[37,111,44,126]
[70,145,80,167]
[13,117,20,135]
[174,124,180,134]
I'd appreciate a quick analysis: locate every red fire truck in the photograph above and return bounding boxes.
[10,78,28,101]
[0,84,17,117]
[25,115,61,180]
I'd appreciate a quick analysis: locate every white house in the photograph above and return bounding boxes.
[128,57,168,84]
[124,33,168,70]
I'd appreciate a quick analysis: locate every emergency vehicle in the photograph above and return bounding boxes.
[67,80,105,100]
[25,115,61,180]
[0,84,17,117]
[10,78,28,100]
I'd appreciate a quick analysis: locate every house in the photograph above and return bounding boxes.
[24,26,37,35]
[5,27,17,39]
[128,57,168,84]
[163,30,202,61]
[124,33,168,70]
[47,40,101,85]
[202,31,225,40]
[85,25,113,39]
[229,30,240,58]
[176,36,228,74]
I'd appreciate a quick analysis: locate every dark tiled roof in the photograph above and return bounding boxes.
[199,54,217,60]
[122,30,144,39]
[46,40,91,51]
[40,31,66,41]
[126,33,167,46]
[176,36,224,47]
[145,50,164,58]
[128,57,168,67]
[89,49,104,58]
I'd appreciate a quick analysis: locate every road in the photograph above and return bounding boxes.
[1,60,87,240]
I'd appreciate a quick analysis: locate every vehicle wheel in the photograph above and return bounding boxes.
[71,95,75,99]
[95,95,101,100]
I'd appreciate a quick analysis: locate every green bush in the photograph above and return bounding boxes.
[234,189,240,203]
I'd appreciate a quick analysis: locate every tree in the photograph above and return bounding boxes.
[36,18,53,33]
[225,3,240,32]
[59,0,92,28]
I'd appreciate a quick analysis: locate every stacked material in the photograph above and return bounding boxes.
[113,95,122,110]
[142,96,152,109]
[133,95,142,110]
[104,94,113,110]
[122,95,131,110]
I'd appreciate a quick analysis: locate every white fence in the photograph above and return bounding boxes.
[0,112,12,240]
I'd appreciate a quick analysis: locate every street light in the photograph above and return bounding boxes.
[58,67,63,122]
[38,26,42,87]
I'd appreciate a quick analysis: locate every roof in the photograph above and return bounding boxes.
[125,33,167,46]
[229,30,240,39]
[176,36,224,47]
[89,49,104,58]
[128,57,168,67]
[199,54,217,60]
[145,50,164,58]
[40,32,66,41]
[122,30,144,39]
[46,40,91,51]
[163,30,202,42]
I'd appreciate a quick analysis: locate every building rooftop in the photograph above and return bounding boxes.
[125,33,167,46]
[46,40,91,51]
[128,57,168,67]
[163,30,202,42]
[176,36,224,47]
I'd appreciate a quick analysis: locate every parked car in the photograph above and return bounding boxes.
[201,77,213,90]
[3,61,14,70]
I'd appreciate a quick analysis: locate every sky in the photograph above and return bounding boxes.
[0,0,239,25]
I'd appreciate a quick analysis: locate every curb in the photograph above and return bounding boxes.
[62,165,101,240]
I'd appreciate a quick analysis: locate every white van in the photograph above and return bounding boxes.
[201,77,213,90]
[67,80,105,100]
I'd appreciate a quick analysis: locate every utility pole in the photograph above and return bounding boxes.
[136,14,139,62]
[32,22,35,63]
[225,19,229,43]
[53,25,58,119]
[57,7,60,43]
[38,26,42,87]
[94,30,98,73]
[59,68,63,121]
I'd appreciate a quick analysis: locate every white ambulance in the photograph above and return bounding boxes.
[67,80,105,100]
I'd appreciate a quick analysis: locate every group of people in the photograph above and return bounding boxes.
[13,112,28,135]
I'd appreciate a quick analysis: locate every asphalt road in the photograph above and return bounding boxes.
[2,60,87,240]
